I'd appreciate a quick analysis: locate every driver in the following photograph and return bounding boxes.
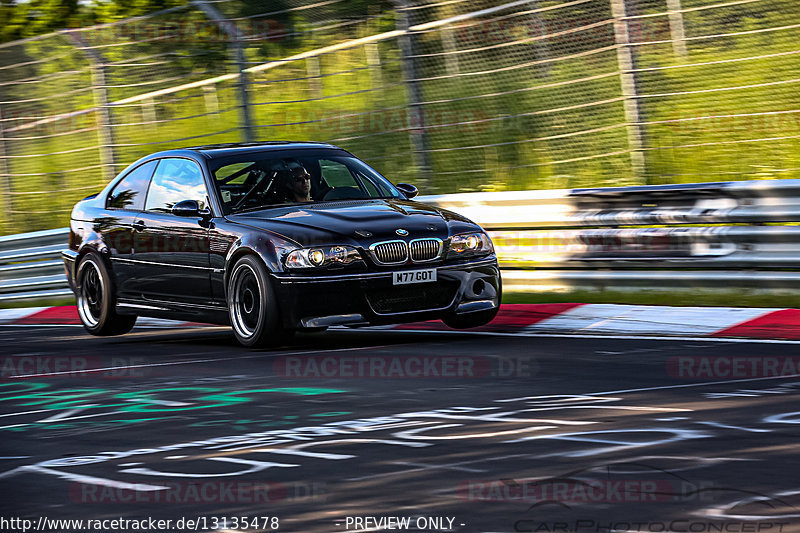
[275,160,313,204]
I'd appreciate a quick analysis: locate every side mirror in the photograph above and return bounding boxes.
[396,183,419,199]
[172,199,209,218]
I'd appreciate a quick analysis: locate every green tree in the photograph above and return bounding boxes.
[0,0,85,41]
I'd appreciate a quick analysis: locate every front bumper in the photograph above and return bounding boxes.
[61,250,79,293]
[271,256,501,329]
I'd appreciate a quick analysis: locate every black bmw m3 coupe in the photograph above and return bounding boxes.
[62,142,501,346]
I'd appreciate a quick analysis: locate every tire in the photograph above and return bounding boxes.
[227,255,290,347]
[76,253,137,336]
[442,306,499,330]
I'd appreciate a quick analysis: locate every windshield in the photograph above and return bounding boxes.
[210,151,403,214]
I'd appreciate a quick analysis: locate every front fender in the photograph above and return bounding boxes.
[223,231,295,288]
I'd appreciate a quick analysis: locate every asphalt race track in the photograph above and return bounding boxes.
[1,325,799,533]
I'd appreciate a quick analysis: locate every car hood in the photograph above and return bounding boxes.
[225,198,476,247]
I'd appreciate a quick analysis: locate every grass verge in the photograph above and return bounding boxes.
[0,297,76,310]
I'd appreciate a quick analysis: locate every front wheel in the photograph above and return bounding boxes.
[76,253,137,336]
[227,255,290,347]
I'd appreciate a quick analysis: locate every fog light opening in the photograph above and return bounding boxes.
[472,278,486,295]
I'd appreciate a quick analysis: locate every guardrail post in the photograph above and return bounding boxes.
[203,84,220,115]
[666,0,689,59]
[91,61,118,183]
[143,97,157,133]
[440,27,459,75]
[394,0,433,191]
[0,104,15,233]
[306,57,323,99]
[232,43,255,143]
[610,0,648,184]
[65,31,118,184]
[193,0,255,143]
[365,43,383,88]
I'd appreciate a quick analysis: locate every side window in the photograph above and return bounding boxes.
[320,160,358,188]
[107,160,158,210]
[145,158,208,214]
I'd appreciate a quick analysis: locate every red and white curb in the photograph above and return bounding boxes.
[0,306,207,329]
[2,303,800,340]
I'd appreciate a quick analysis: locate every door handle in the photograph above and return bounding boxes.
[132,220,146,232]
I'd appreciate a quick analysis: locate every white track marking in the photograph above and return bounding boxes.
[8,372,797,479]
[390,460,484,473]
[23,465,169,490]
[35,408,87,423]
[0,307,48,324]
[525,304,780,336]
[121,457,298,478]
[381,328,800,344]
[253,449,354,460]
[124,398,190,407]
[0,409,50,418]
[585,373,800,395]
[348,453,534,482]
[0,410,113,430]
[697,421,771,432]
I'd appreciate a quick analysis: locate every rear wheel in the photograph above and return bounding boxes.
[76,253,136,336]
[228,255,290,347]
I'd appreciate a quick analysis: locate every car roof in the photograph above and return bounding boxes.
[169,141,344,159]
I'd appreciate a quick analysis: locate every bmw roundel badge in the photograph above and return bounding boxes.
[395,228,409,236]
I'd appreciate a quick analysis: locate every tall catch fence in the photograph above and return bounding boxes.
[0,0,798,235]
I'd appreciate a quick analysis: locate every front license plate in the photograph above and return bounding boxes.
[393,268,437,285]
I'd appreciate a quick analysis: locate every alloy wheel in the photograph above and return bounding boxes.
[77,260,104,328]
[230,262,262,339]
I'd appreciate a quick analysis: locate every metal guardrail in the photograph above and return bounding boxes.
[3,178,800,302]
[0,228,73,302]
[426,179,800,293]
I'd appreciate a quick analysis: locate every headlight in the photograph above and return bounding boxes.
[308,249,325,266]
[448,232,494,258]
[285,245,361,269]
